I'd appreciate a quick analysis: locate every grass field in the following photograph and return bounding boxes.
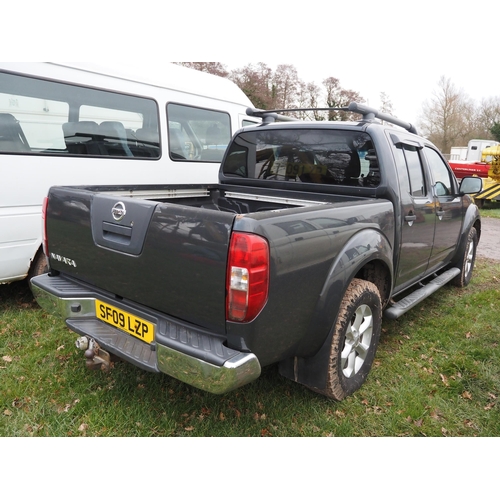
[480,199,500,218]
[1,256,499,438]
[1,203,498,439]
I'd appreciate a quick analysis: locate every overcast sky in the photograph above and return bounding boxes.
[218,1,499,128]
[6,0,497,131]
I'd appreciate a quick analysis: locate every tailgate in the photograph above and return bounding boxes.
[46,187,236,333]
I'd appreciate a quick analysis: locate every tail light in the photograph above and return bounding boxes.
[42,196,49,256]
[226,232,269,322]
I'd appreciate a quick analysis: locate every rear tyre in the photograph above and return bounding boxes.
[323,279,382,401]
[452,227,477,288]
[28,250,48,282]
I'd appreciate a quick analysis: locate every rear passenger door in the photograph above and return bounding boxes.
[392,139,436,289]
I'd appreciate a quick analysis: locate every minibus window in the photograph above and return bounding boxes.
[167,103,231,162]
[0,71,160,158]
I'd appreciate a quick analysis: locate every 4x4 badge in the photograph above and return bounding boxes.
[112,202,126,221]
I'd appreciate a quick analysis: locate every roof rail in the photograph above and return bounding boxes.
[246,107,300,123]
[347,102,418,135]
[246,102,418,134]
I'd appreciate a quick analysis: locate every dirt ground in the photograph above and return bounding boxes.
[477,217,500,261]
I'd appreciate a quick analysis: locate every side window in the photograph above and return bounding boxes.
[78,105,159,158]
[0,95,68,152]
[424,147,454,196]
[402,145,426,197]
[392,145,411,195]
[167,103,231,162]
[0,71,160,158]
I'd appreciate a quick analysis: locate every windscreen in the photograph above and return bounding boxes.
[222,128,380,187]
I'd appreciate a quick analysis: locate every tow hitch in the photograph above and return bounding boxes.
[75,336,111,371]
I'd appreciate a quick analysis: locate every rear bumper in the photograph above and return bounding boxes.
[31,273,261,394]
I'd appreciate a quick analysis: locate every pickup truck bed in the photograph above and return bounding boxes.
[39,185,392,343]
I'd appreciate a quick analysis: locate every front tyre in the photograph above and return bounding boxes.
[452,226,477,288]
[324,279,382,401]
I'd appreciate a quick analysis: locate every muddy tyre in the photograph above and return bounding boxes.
[323,278,382,401]
[28,250,48,282]
[452,227,477,288]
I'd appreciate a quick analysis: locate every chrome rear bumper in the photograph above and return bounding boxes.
[31,273,261,394]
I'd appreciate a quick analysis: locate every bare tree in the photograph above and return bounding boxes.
[230,63,306,117]
[475,96,500,139]
[270,64,300,110]
[229,63,274,109]
[379,92,394,115]
[419,76,477,152]
[323,77,364,120]
[294,81,313,120]
[289,81,321,120]
[180,62,367,122]
[309,83,326,120]
[378,91,396,127]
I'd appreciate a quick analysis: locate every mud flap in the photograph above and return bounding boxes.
[278,331,333,393]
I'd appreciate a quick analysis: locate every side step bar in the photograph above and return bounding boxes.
[384,267,460,320]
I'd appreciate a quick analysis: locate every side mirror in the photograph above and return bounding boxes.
[459,176,482,195]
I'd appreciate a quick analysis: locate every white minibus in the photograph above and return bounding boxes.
[0,62,259,284]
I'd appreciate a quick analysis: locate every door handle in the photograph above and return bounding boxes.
[404,213,417,226]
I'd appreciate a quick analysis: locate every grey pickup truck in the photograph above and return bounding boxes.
[31,103,482,400]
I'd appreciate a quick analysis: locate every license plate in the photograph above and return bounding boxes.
[95,299,155,344]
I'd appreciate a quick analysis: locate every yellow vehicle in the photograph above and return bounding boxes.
[475,145,500,206]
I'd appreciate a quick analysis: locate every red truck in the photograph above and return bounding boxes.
[448,160,490,179]
[448,139,500,206]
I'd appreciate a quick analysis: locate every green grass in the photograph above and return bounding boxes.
[480,199,500,218]
[1,258,499,437]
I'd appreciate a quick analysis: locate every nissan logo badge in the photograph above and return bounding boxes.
[112,202,126,221]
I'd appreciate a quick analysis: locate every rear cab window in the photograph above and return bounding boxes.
[222,128,380,187]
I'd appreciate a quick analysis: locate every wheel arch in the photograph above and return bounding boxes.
[311,227,393,347]
[319,228,393,310]
[451,204,481,268]
[354,259,392,308]
[27,245,49,282]
[279,228,393,393]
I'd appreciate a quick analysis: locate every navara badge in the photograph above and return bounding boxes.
[112,202,126,221]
